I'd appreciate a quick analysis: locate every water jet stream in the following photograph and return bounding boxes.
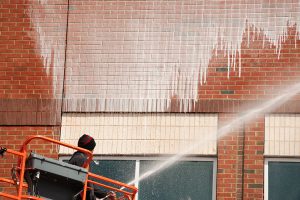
[126,82,300,187]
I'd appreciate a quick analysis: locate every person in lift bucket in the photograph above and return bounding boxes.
[69,134,116,200]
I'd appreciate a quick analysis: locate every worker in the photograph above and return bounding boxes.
[69,134,116,200]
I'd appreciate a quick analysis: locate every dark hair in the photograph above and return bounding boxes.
[78,134,96,151]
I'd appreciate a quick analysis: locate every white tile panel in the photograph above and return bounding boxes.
[265,114,300,156]
[60,113,218,155]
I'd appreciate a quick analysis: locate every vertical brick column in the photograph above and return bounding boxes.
[243,115,264,200]
[217,113,244,200]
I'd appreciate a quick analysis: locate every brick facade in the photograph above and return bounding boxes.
[1,0,300,199]
[243,116,265,200]
[218,114,244,199]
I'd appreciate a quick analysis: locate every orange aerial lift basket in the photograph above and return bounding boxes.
[0,135,138,200]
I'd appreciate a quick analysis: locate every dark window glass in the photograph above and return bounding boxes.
[139,160,214,200]
[90,160,136,193]
[269,161,300,200]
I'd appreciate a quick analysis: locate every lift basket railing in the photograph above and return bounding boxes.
[0,135,138,200]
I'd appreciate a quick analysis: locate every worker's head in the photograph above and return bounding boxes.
[78,134,96,151]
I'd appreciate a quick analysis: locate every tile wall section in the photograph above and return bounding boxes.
[60,113,218,155]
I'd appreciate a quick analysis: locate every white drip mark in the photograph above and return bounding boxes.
[28,0,66,98]
[296,31,298,48]
[238,49,242,77]
[58,0,300,112]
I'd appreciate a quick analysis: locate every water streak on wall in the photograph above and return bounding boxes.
[58,0,300,112]
[27,0,67,98]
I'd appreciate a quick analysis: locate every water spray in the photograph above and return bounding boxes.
[126,81,300,186]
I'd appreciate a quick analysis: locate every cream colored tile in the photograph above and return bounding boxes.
[289,127,295,141]
[296,117,300,128]
[172,140,178,154]
[133,140,140,154]
[265,115,269,127]
[132,126,139,140]
[264,140,269,155]
[126,126,132,140]
[199,116,205,126]
[274,141,280,155]
[271,141,276,155]
[279,127,285,141]
[61,113,218,155]
[274,115,280,127]
[289,141,295,156]
[149,126,155,140]
[183,116,189,126]
[98,126,104,140]
[295,141,300,156]
[102,126,110,139]
[295,129,300,141]
[124,140,132,154]
[60,126,67,140]
[280,115,286,127]
[94,126,100,138]
[69,115,75,126]
[269,127,275,141]
[61,114,67,125]
[175,115,182,126]
[160,115,166,126]
[110,126,117,140]
[274,128,280,141]
[284,128,290,141]
[265,126,270,141]
[168,114,174,126]
[284,141,290,155]
[179,127,185,140]
[146,127,152,140]
[204,116,211,127]
[151,140,159,154]
[115,140,121,154]
[279,141,285,155]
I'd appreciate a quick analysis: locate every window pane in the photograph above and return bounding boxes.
[139,160,214,200]
[90,160,136,192]
[269,162,300,200]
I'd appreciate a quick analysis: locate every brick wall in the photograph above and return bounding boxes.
[0,0,66,197]
[202,25,300,100]
[218,114,244,200]
[0,0,67,99]
[0,0,67,125]
[217,114,265,200]
[243,116,265,200]
[63,0,300,113]
[1,0,300,199]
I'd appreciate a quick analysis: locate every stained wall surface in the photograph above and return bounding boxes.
[1,1,300,199]
[63,0,300,112]
[0,0,67,125]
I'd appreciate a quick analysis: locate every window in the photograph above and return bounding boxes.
[265,158,300,200]
[89,157,216,200]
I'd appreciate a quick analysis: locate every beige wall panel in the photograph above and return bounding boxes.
[265,114,300,156]
[60,113,218,155]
